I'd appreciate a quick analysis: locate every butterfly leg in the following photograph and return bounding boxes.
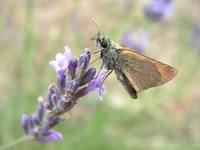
[100,70,113,87]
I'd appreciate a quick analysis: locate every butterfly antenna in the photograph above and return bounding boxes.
[91,49,101,55]
[91,18,100,32]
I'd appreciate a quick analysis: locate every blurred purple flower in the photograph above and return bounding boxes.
[22,46,107,143]
[144,0,174,22]
[120,29,149,53]
[192,21,200,49]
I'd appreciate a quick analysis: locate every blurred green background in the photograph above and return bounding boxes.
[1,0,200,149]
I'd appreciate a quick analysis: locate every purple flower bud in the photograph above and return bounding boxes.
[68,58,78,79]
[30,115,40,128]
[47,92,53,108]
[38,103,45,121]
[48,116,60,128]
[84,48,91,61]
[29,115,34,128]
[31,114,40,125]
[48,85,60,104]
[56,76,66,94]
[57,70,65,80]
[57,99,74,112]
[38,131,62,143]
[78,49,91,70]
[68,80,79,93]
[50,93,58,107]
[57,99,66,112]
[79,68,96,86]
[74,87,89,99]
[21,114,30,134]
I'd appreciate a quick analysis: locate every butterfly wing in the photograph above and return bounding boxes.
[117,47,177,95]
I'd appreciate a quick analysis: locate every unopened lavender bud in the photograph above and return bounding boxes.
[74,87,89,99]
[29,115,35,128]
[48,116,60,128]
[57,99,66,113]
[51,93,58,106]
[79,53,89,70]
[83,56,89,69]
[68,58,78,79]
[31,114,40,125]
[79,68,96,86]
[47,94,53,109]
[84,48,91,61]
[57,76,66,93]
[77,55,90,79]
[63,100,74,111]
[38,103,45,121]
[68,80,79,93]
[21,114,30,134]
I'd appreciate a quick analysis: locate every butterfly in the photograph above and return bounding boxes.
[93,31,177,99]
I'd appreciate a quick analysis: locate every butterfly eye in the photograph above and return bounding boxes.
[100,38,108,48]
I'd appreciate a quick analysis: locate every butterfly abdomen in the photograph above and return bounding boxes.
[115,69,138,99]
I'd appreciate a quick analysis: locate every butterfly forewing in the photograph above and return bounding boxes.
[119,47,177,93]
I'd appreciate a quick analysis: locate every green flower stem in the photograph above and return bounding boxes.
[0,136,34,150]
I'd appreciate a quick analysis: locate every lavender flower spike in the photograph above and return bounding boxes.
[21,46,107,143]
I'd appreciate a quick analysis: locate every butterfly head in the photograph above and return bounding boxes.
[95,32,111,49]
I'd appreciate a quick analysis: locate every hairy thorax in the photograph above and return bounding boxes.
[101,47,121,70]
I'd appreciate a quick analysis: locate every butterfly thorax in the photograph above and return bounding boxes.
[100,40,123,70]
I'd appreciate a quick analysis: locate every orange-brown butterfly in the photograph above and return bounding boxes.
[93,31,177,99]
